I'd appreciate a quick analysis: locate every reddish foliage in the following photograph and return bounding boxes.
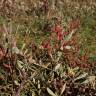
[63,41,70,47]
[41,41,52,57]
[54,43,59,49]
[3,63,12,72]
[42,18,89,69]
[52,25,62,34]
[0,45,5,60]
[3,63,11,69]
[51,24,63,41]
[63,31,69,36]
[42,41,51,49]
[57,32,63,41]
[69,19,80,31]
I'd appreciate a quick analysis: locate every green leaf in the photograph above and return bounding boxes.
[14,80,20,86]
[55,64,61,71]
[47,88,57,96]
[12,47,20,54]
[74,72,88,81]
[64,30,75,41]
[73,67,79,73]
[82,76,96,84]
[17,60,24,70]
[65,45,71,50]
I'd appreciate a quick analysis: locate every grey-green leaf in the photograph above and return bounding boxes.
[47,87,57,96]
[74,72,88,81]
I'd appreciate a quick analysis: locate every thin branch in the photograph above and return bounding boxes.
[15,80,25,96]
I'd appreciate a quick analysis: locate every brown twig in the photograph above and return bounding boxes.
[15,80,25,96]
[14,70,26,96]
